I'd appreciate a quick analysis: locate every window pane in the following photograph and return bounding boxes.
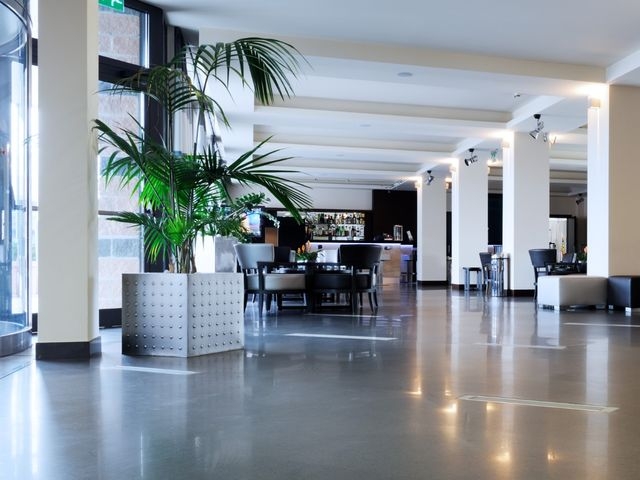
[99,6,148,67]
[98,82,143,308]
[98,81,141,213]
[98,216,140,308]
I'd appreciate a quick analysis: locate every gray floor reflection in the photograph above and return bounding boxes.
[3,285,640,479]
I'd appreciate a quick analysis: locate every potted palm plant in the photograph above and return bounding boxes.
[94,38,312,356]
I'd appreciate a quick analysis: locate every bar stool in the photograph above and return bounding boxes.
[462,266,482,291]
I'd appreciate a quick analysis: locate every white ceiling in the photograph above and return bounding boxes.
[146,0,640,195]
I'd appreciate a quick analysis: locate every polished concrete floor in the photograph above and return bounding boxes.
[2,285,640,479]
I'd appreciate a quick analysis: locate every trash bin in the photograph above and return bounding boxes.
[490,255,509,296]
[400,254,414,283]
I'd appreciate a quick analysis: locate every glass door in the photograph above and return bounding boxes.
[0,0,31,355]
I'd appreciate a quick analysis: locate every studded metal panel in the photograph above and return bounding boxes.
[187,273,244,355]
[122,273,244,357]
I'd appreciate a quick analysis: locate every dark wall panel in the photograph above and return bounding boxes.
[372,190,417,245]
[277,216,307,250]
[488,193,503,246]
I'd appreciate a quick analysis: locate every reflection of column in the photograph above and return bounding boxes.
[585,337,609,476]
[586,337,609,407]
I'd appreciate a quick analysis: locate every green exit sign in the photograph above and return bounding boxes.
[98,0,125,12]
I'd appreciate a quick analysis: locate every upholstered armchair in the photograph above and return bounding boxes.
[234,244,307,315]
[234,244,274,313]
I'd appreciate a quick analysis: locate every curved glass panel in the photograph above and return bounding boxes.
[0,0,30,356]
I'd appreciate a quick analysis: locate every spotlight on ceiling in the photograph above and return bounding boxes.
[464,148,478,166]
[529,114,547,142]
[426,170,435,185]
[575,194,585,205]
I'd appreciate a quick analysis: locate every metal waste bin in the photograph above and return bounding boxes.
[400,254,414,283]
[490,255,509,296]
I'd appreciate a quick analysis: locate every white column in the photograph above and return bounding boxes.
[37,0,100,358]
[416,174,447,283]
[588,85,640,276]
[451,157,488,287]
[502,132,550,292]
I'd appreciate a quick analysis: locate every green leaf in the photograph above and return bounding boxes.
[93,37,312,273]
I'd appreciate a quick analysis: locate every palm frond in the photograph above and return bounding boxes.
[94,37,311,273]
[179,38,304,106]
[223,139,312,220]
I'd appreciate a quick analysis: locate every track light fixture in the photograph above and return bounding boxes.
[529,114,547,142]
[464,148,478,166]
[426,170,435,185]
[575,194,585,205]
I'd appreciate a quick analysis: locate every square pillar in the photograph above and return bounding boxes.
[502,132,550,293]
[451,157,488,287]
[37,0,100,358]
[416,174,447,283]
[588,85,640,276]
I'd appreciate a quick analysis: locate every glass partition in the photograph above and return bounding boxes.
[0,0,31,355]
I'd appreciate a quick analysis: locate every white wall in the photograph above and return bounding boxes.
[550,195,582,217]
[550,194,587,250]
[304,187,372,210]
[231,184,372,210]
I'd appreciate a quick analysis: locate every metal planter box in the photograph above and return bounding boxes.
[121,272,244,357]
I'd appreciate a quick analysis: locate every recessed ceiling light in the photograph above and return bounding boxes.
[397,72,413,77]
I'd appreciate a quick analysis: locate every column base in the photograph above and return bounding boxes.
[417,280,448,287]
[36,337,101,360]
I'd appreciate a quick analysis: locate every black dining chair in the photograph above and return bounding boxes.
[274,246,294,262]
[528,248,558,298]
[234,243,274,313]
[479,252,493,291]
[339,244,383,313]
[307,262,355,312]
